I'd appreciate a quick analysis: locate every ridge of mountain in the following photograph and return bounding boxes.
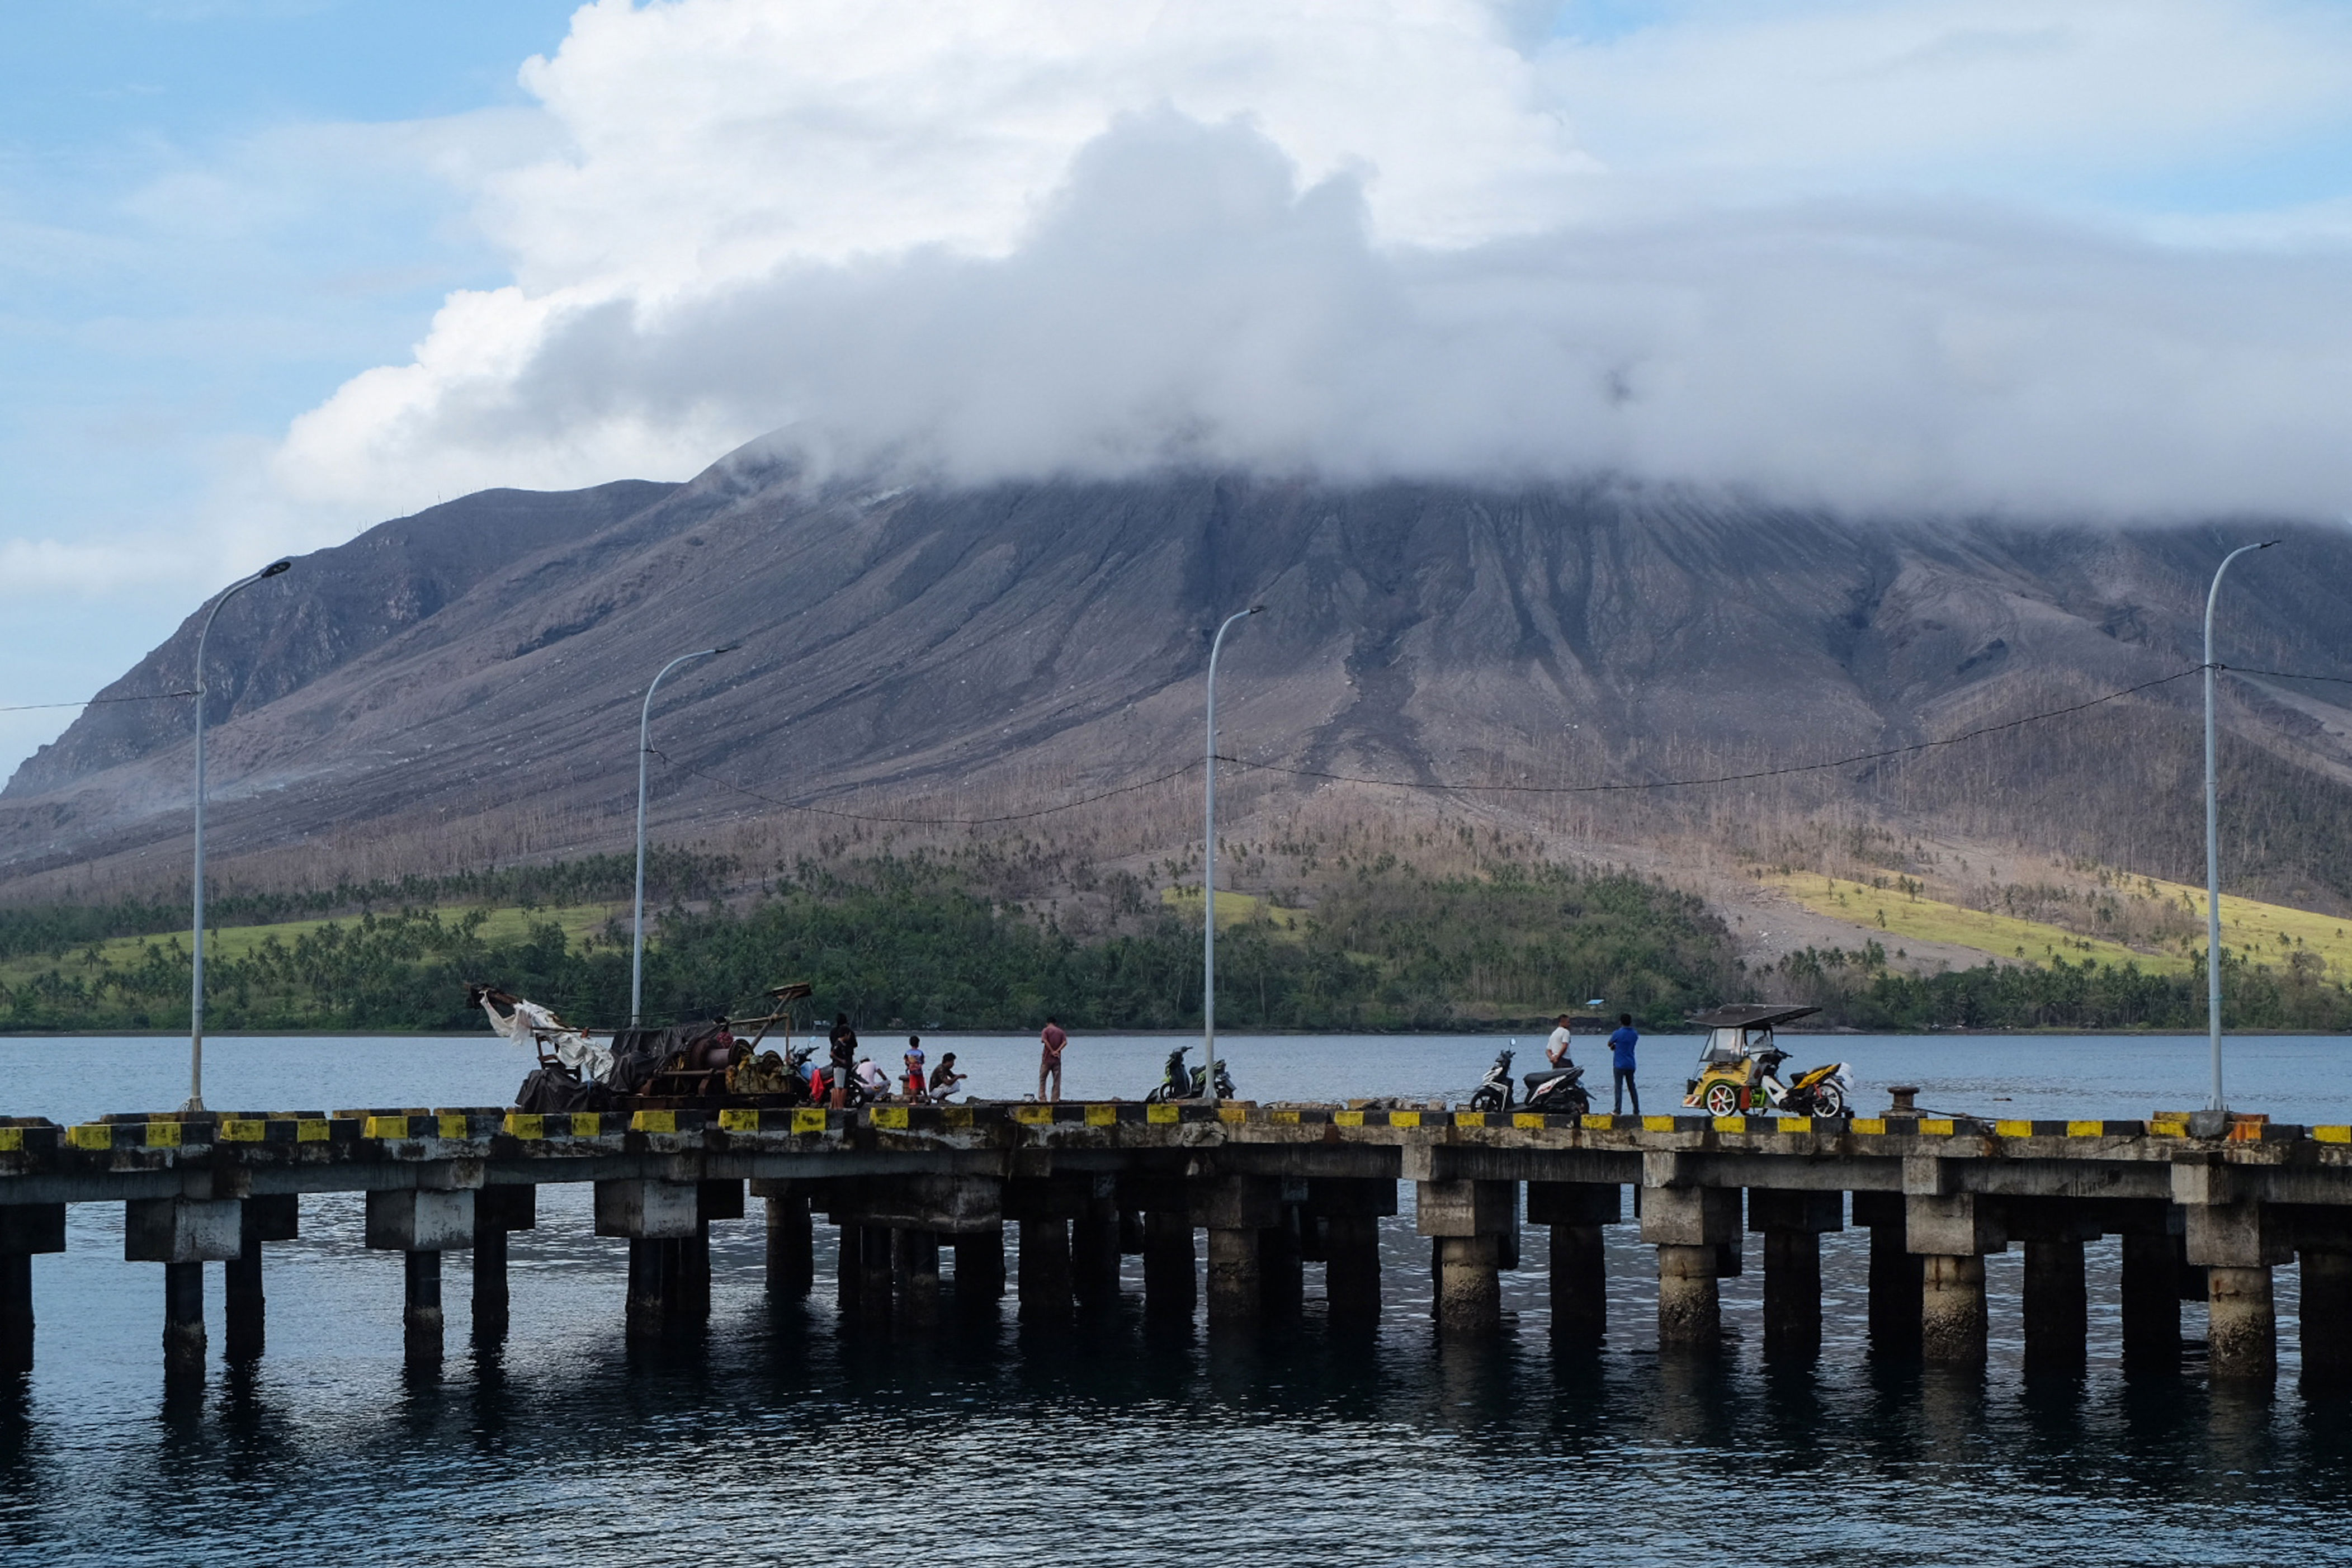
[7,445,2352,906]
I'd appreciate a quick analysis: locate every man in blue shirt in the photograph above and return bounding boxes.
[1608,1013,1640,1114]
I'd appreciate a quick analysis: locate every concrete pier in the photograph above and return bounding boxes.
[5,1101,2352,1390]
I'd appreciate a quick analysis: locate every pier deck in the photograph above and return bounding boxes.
[3,1103,2346,1383]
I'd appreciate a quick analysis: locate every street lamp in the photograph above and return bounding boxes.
[632,644,739,1027]
[1202,604,1263,1105]
[185,558,293,1114]
[2202,540,2277,1117]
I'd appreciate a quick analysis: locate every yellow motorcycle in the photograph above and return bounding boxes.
[1681,1004,1854,1118]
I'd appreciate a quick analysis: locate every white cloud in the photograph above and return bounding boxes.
[271,0,2352,522]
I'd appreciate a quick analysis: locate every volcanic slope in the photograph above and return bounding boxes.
[10,442,2352,904]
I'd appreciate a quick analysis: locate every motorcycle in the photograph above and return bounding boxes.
[1466,1046,1593,1116]
[809,1056,894,1108]
[1144,1044,1237,1103]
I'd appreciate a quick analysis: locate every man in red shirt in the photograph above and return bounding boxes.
[1038,1017,1069,1103]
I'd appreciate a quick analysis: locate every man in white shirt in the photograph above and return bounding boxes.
[1546,1013,1576,1068]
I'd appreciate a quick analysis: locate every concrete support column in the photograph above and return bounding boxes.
[224,1235,266,1363]
[627,1239,674,1338]
[0,1254,30,1375]
[2120,1231,2183,1371]
[1853,1191,1923,1356]
[1761,1230,1822,1359]
[163,1260,206,1380]
[1920,1254,1987,1365]
[763,1193,814,1300]
[1656,1245,1720,1346]
[1437,1234,1502,1336]
[1531,1182,1620,1347]
[2302,1250,2352,1389]
[955,1228,1006,1309]
[2022,1239,2089,1375]
[1260,1210,1305,1325]
[894,1229,941,1326]
[1640,1167,1737,1350]
[1018,1218,1073,1321]
[404,1250,444,1369]
[471,1185,528,1342]
[1142,1210,1197,1320]
[677,1224,712,1321]
[858,1224,896,1316]
[2207,1266,2278,1382]
[1071,1198,1122,1309]
[1749,1189,1840,1361]
[472,1228,509,1342]
[835,1222,864,1312]
[0,1204,62,1375]
[1418,1178,1515,1339]
[1549,1226,1606,1345]
[1324,1215,1381,1329]
[1206,1227,1262,1328]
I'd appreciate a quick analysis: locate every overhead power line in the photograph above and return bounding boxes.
[0,689,196,715]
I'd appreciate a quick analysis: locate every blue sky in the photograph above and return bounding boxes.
[4,0,2351,780]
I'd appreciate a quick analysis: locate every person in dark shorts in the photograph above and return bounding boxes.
[1608,1013,1640,1114]
[1038,1017,1068,1102]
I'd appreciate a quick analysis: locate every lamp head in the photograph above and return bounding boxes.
[259,559,292,578]
[1248,604,1265,614]
[713,642,743,654]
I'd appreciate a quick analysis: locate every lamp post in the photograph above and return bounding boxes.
[1202,604,1263,1105]
[184,558,293,1114]
[632,644,738,1027]
[2203,540,2277,1114]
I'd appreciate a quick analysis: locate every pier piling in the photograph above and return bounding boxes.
[2301,1248,2352,1388]
[403,1250,443,1369]
[1751,1189,1841,1360]
[954,1227,1006,1309]
[1529,1181,1618,1345]
[1141,1210,1196,1319]
[754,1184,814,1300]
[1260,1209,1305,1325]
[1641,1173,1736,1349]
[1853,1192,1922,1357]
[162,1260,205,1381]
[472,1184,532,1341]
[0,1204,63,1374]
[1017,1220,1073,1321]
[1072,1194,1122,1309]
[2119,1230,2183,1371]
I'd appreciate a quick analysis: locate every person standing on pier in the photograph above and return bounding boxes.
[1608,1013,1641,1115]
[1038,1016,1069,1102]
[828,1013,858,1109]
[1546,1012,1575,1068]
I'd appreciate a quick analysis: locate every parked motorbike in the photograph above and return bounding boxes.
[1145,1044,1237,1102]
[1466,1047,1592,1116]
[809,1056,893,1108]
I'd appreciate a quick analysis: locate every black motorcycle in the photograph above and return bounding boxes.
[1466,1046,1591,1116]
[1145,1044,1237,1102]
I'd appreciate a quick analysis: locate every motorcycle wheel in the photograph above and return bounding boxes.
[1145,1085,1167,1104]
[1468,1087,1505,1113]
[1809,1082,1846,1117]
[1702,1081,1742,1117]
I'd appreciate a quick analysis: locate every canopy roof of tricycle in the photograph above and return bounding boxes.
[1686,1003,1820,1030]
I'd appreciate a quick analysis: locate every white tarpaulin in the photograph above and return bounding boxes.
[479,993,614,1081]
